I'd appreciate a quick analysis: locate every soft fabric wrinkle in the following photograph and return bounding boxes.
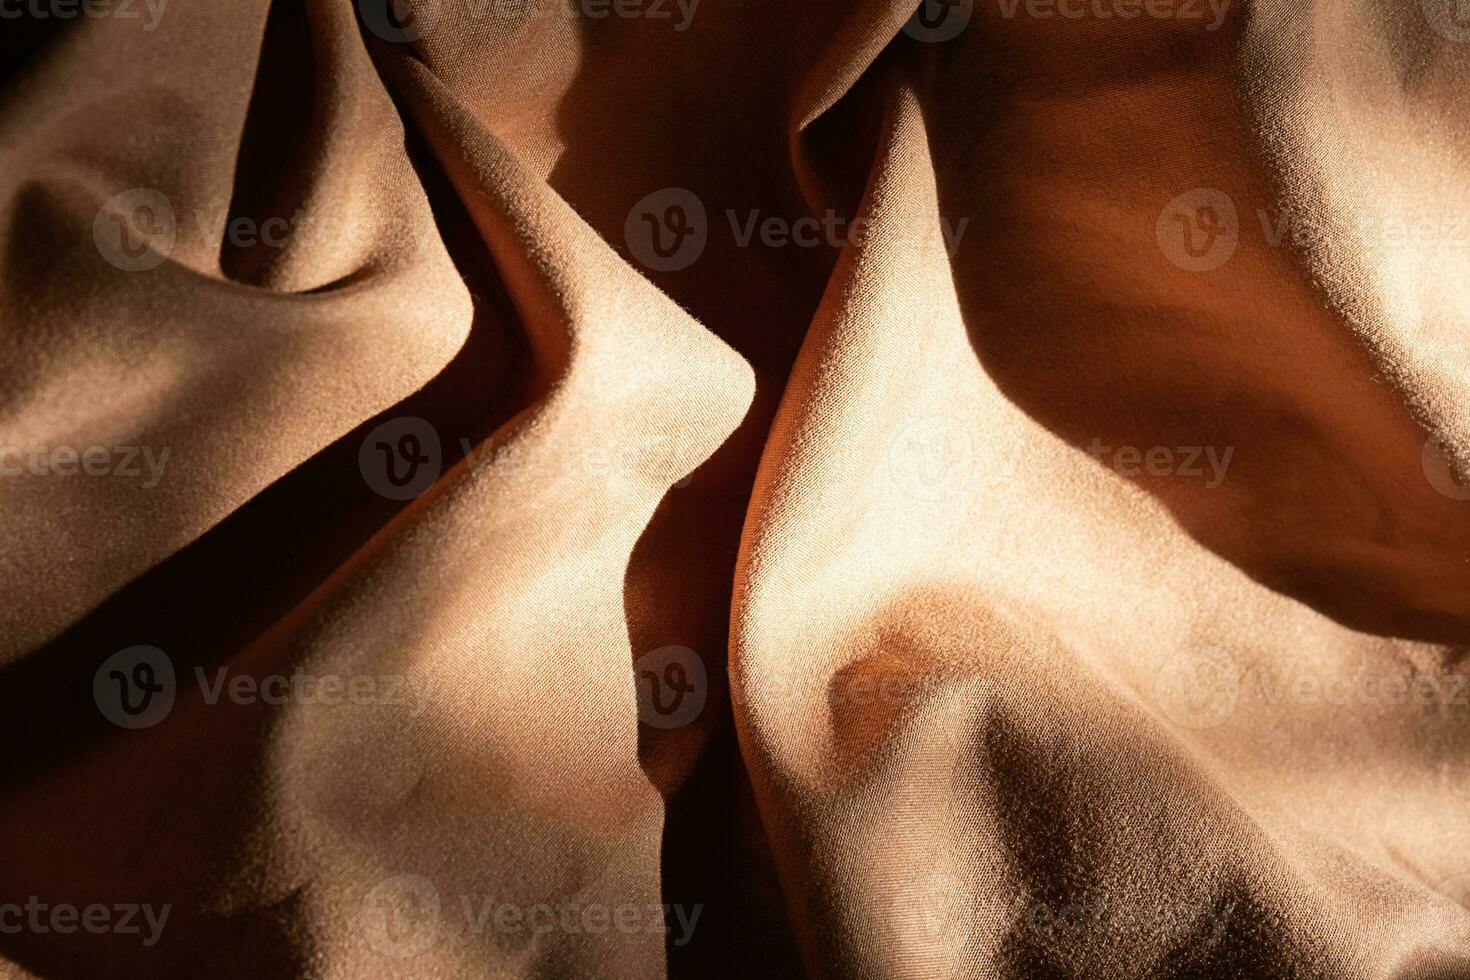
[1,40,757,975]
[4,2,1470,977]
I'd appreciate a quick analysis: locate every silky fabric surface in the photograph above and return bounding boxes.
[2,0,1470,976]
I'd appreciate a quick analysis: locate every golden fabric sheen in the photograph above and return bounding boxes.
[3,0,1470,976]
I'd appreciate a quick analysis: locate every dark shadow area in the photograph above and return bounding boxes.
[0,9,70,90]
[218,0,318,285]
[620,380,808,978]
[547,0,845,380]
[545,6,876,977]
[916,10,1470,645]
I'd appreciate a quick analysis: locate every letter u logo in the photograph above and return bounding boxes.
[642,206,695,259]
[111,205,158,259]
[110,662,164,716]
[639,661,695,716]
[1173,204,1224,259]
[916,0,956,29]
[376,434,430,488]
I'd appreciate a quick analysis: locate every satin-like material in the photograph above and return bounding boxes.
[3,0,1470,976]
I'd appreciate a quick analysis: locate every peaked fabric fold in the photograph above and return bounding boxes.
[2,1,1469,977]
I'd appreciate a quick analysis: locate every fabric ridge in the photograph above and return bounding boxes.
[1,0,1469,977]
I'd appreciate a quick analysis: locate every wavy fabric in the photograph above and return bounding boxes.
[2,0,1470,976]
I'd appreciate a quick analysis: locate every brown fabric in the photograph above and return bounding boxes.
[2,0,1470,976]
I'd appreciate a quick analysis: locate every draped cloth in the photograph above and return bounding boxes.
[2,0,1470,975]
